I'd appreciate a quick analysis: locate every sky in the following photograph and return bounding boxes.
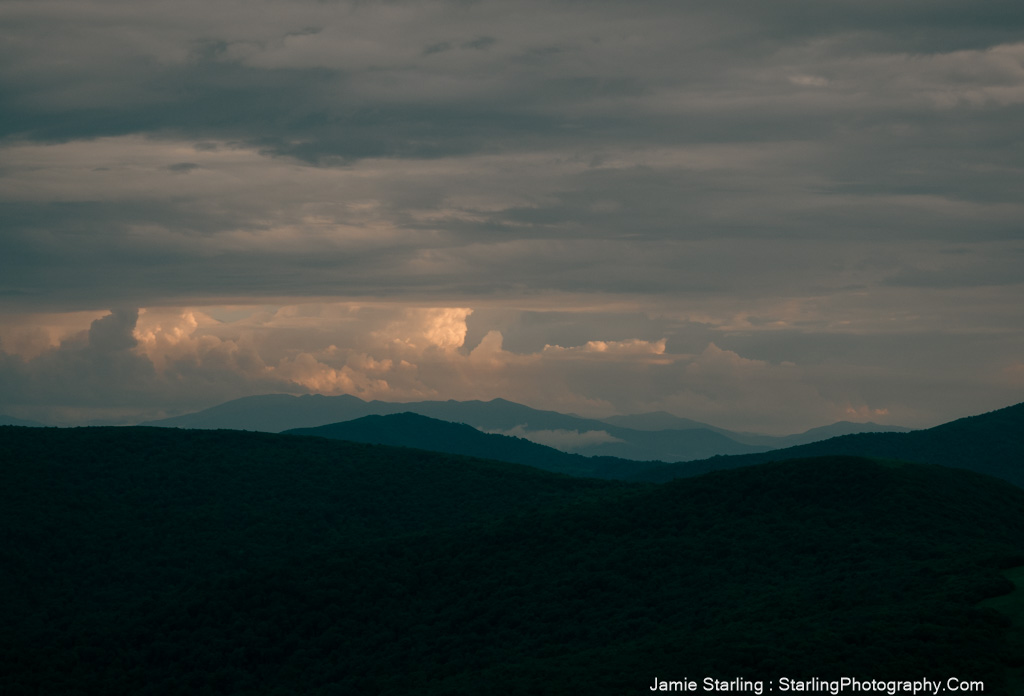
[1,0,1022,433]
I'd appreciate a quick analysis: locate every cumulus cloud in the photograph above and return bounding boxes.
[0,307,289,424]
[1,300,1021,432]
[374,308,472,352]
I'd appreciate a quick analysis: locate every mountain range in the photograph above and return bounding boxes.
[0,414,44,427]
[634,401,1024,488]
[283,401,1024,491]
[2,423,1022,693]
[285,412,652,479]
[142,393,909,462]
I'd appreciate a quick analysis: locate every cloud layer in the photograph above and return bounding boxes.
[1,0,1022,430]
[1,303,1020,433]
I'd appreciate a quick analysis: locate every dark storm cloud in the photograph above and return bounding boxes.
[2,0,1020,160]
[1,0,1022,429]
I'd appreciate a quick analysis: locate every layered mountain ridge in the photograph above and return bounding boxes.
[142,393,910,463]
[2,423,1023,693]
[635,401,1024,488]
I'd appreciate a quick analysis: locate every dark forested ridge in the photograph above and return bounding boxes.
[285,412,656,478]
[633,401,1024,487]
[2,425,1024,694]
[290,403,1024,488]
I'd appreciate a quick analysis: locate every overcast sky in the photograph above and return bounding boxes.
[1,0,1022,432]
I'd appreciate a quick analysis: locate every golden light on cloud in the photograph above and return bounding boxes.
[1,298,1016,432]
[273,353,390,396]
[408,307,473,351]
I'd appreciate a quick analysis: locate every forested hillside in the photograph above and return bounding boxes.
[634,401,1024,487]
[285,412,655,478]
[2,426,1023,694]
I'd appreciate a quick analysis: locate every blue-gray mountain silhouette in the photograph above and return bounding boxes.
[633,401,1024,488]
[0,414,45,427]
[142,394,907,462]
[286,412,652,478]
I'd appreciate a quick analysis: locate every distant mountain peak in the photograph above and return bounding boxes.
[0,414,47,427]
